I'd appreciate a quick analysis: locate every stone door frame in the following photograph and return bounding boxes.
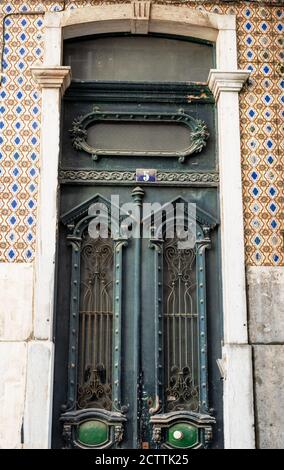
[28,3,255,449]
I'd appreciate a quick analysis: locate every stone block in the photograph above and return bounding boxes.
[0,342,27,449]
[247,267,284,344]
[0,263,33,341]
[254,345,284,449]
[23,341,54,449]
[222,344,255,449]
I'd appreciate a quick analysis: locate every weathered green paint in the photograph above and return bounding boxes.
[70,110,209,163]
[77,420,108,446]
[55,186,223,449]
[52,33,224,449]
[168,423,198,448]
[112,238,128,412]
[65,81,214,104]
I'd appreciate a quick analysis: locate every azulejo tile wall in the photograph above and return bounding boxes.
[0,1,283,265]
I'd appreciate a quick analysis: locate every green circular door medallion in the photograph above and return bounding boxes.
[167,423,198,448]
[77,420,109,447]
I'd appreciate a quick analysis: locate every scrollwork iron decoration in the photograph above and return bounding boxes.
[71,120,88,151]
[70,109,209,163]
[59,169,219,185]
[163,238,199,412]
[77,235,114,411]
[77,365,112,411]
[166,365,199,412]
[164,242,196,286]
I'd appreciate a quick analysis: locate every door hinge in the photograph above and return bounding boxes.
[216,358,226,379]
[21,417,24,445]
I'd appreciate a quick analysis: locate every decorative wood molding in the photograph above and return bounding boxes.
[65,81,214,104]
[208,69,250,101]
[59,169,219,186]
[70,109,209,163]
[31,66,71,96]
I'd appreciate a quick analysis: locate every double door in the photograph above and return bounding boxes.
[52,76,223,448]
[53,182,222,449]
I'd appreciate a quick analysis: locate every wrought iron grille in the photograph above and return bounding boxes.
[163,238,199,412]
[77,234,114,411]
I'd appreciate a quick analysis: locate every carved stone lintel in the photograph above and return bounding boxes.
[131,1,151,34]
[31,66,71,96]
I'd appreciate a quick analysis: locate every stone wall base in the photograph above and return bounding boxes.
[247,266,284,449]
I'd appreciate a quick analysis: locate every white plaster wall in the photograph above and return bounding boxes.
[247,266,284,344]
[23,341,54,449]
[222,344,255,449]
[0,263,55,449]
[0,263,33,449]
[247,266,284,448]
[0,342,27,449]
[0,263,33,341]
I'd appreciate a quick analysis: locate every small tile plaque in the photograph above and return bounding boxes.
[136,169,157,182]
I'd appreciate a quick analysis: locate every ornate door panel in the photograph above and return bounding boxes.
[52,34,223,449]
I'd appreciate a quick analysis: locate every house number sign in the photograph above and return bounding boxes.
[136,169,157,182]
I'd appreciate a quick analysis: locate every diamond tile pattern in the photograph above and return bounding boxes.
[0,1,283,265]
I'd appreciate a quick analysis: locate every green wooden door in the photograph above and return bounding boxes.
[52,35,223,449]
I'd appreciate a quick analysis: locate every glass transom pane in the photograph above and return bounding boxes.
[64,35,213,82]
[87,122,191,153]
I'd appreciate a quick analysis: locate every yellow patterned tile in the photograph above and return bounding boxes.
[0,1,283,265]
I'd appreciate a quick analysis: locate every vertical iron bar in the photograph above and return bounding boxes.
[184,289,188,373]
[99,312,103,364]
[191,301,194,386]
[87,313,91,367]
[172,292,176,367]
[178,257,182,369]
[81,313,85,383]
[105,287,108,381]
[167,313,170,391]
[149,237,164,416]
[109,313,112,384]
[112,238,128,411]
[131,186,144,447]
[99,273,103,366]
[65,233,82,411]
[93,312,97,371]
[196,233,211,413]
